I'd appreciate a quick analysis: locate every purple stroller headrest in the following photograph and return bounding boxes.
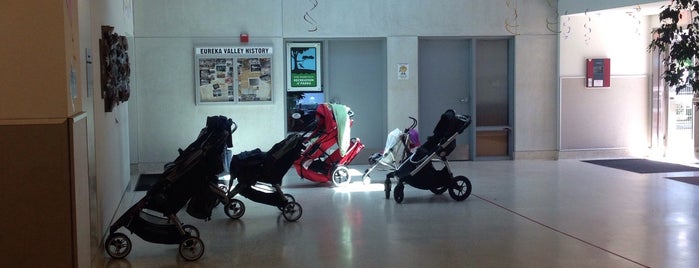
[408,128,420,149]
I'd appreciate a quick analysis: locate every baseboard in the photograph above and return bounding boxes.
[556,148,648,160]
[513,150,557,160]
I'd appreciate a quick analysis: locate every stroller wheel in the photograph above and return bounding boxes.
[278,194,296,211]
[182,224,200,238]
[362,173,371,185]
[284,193,296,202]
[105,232,132,259]
[218,184,229,193]
[282,201,303,222]
[384,178,391,199]
[224,199,246,219]
[179,237,205,261]
[331,166,351,187]
[430,186,448,195]
[449,176,473,201]
[393,183,404,203]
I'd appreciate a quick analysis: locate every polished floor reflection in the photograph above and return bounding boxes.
[93,160,699,268]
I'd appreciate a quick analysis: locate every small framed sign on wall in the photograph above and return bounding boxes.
[194,46,273,104]
[586,58,610,88]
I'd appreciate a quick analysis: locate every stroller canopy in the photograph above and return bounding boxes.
[162,115,234,184]
[314,103,352,156]
[414,110,470,160]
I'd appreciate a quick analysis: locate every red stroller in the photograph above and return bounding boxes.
[294,103,364,186]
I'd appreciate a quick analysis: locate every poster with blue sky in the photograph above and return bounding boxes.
[287,43,321,92]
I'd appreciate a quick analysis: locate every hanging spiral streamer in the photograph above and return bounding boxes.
[583,9,592,45]
[505,0,519,35]
[545,0,560,33]
[628,4,642,36]
[561,10,571,39]
[304,0,319,32]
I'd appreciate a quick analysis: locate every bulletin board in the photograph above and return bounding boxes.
[195,46,273,104]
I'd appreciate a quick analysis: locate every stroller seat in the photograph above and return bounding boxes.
[224,132,306,222]
[362,117,420,184]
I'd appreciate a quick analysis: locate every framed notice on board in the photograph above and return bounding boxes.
[194,46,273,104]
[287,42,321,92]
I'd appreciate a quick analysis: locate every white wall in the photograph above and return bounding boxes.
[134,37,286,162]
[558,6,657,157]
[515,34,558,156]
[91,0,134,237]
[132,0,560,163]
[559,12,651,77]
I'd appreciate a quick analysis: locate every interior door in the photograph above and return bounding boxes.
[326,39,386,164]
[418,38,471,160]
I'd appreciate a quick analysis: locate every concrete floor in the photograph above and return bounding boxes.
[93,159,699,268]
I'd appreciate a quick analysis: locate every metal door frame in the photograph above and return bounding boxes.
[469,37,515,160]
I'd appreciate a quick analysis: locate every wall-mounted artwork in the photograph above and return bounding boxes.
[194,46,273,104]
[99,25,131,112]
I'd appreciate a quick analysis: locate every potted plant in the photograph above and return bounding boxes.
[649,0,699,101]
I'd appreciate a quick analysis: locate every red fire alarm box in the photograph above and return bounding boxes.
[586,58,610,87]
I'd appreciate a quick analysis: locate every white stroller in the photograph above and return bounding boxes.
[361,117,420,184]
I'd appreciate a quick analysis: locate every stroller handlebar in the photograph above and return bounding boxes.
[230,120,238,133]
[406,117,417,132]
[456,114,471,134]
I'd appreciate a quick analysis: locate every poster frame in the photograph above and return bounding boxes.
[194,45,273,105]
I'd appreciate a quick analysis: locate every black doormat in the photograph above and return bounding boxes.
[134,173,162,191]
[666,176,699,186]
[582,158,699,174]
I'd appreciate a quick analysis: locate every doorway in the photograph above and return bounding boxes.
[418,38,513,160]
[667,87,695,160]
[651,48,696,161]
[285,39,387,164]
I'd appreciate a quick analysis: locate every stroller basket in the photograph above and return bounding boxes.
[128,210,189,245]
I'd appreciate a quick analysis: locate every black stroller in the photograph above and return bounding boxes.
[384,109,473,203]
[224,132,306,222]
[104,116,236,261]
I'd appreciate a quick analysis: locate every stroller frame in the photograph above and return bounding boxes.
[223,132,305,222]
[294,103,365,186]
[105,198,208,261]
[105,116,236,261]
[384,110,473,203]
[362,117,418,184]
